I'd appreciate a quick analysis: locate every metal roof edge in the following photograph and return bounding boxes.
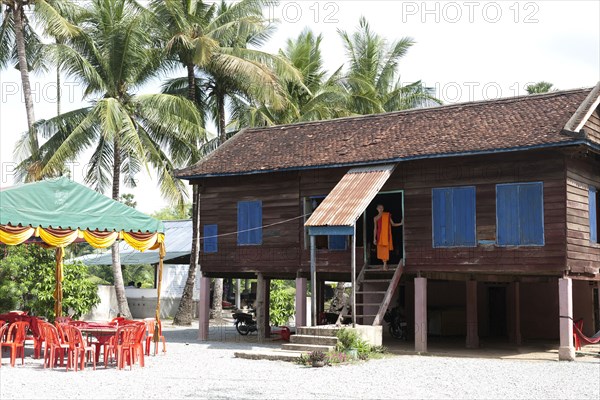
[178,140,584,180]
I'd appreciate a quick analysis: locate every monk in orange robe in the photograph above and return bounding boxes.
[373,204,403,270]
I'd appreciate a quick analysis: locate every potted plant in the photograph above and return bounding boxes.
[308,350,326,367]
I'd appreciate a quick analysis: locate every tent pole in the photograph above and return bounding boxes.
[351,225,356,328]
[155,243,165,322]
[54,247,64,318]
[310,235,317,326]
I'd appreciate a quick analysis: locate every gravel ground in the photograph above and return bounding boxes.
[1,325,599,400]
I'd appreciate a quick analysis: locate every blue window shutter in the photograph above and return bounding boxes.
[203,224,218,253]
[497,185,520,246]
[519,183,544,245]
[452,187,476,246]
[432,188,453,247]
[590,187,597,243]
[237,200,262,245]
[249,201,262,244]
[328,235,347,250]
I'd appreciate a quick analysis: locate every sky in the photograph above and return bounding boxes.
[1,0,599,214]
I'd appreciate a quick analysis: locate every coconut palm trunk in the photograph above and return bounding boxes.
[12,2,40,169]
[210,90,227,319]
[173,183,200,325]
[111,138,132,319]
[173,64,201,325]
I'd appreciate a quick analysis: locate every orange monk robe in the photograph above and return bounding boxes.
[376,212,393,262]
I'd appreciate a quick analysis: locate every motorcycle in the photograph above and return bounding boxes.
[384,306,408,340]
[232,310,257,335]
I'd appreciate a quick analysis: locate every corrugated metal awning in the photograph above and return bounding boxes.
[305,164,396,228]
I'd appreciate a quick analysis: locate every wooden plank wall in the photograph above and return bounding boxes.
[389,151,568,275]
[566,155,600,275]
[198,172,303,276]
[584,106,600,144]
[194,150,575,278]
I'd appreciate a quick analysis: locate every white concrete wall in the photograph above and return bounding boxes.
[83,285,118,321]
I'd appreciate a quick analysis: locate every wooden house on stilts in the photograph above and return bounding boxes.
[177,84,600,360]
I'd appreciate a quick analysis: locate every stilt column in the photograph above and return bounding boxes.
[197,276,210,341]
[466,280,479,349]
[414,277,427,353]
[295,277,307,328]
[558,277,575,361]
[256,273,268,340]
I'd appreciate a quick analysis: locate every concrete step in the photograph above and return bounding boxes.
[281,343,335,352]
[296,326,340,337]
[234,349,303,362]
[290,334,338,346]
[361,279,392,283]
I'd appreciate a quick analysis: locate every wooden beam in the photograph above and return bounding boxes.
[351,226,356,327]
[466,280,479,348]
[310,235,317,326]
[373,263,404,326]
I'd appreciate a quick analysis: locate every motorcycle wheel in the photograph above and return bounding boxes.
[389,324,403,340]
[236,322,250,336]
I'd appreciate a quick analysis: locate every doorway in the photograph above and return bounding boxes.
[488,286,507,337]
[361,191,404,266]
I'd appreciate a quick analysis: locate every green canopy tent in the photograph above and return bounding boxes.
[0,177,166,320]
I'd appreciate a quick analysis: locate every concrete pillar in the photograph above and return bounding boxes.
[235,279,241,309]
[558,277,575,361]
[264,278,271,337]
[466,280,479,349]
[414,277,427,353]
[256,273,266,340]
[295,277,307,328]
[197,276,211,341]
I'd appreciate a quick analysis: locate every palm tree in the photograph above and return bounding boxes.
[153,0,301,324]
[339,17,439,115]
[17,0,204,318]
[526,81,556,94]
[230,28,349,127]
[0,0,80,180]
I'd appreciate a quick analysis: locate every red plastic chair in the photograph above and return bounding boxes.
[144,318,166,356]
[64,325,96,371]
[40,323,70,370]
[104,325,137,369]
[123,323,146,369]
[55,316,73,324]
[0,321,29,367]
[0,324,8,368]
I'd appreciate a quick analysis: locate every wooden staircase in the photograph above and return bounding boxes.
[352,261,404,326]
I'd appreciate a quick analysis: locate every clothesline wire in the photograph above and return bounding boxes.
[200,213,312,240]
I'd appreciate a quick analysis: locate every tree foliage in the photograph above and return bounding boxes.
[269,280,295,326]
[0,245,99,319]
[526,81,556,94]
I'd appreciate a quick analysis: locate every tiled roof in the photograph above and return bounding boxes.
[177,87,596,178]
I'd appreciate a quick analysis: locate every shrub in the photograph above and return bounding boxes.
[308,350,326,362]
[0,245,100,319]
[335,328,362,352]
[269,280,295,326]
[325,351,350,365]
